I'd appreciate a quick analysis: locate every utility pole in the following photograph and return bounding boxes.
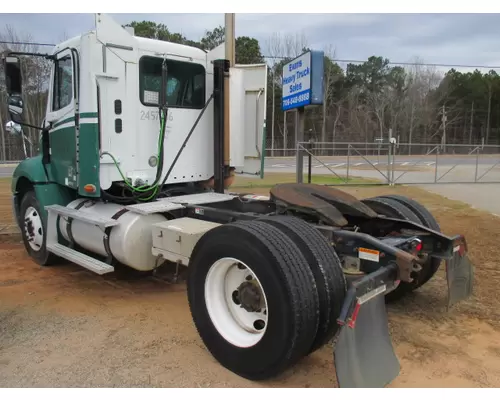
[271,68,275,157]
[469,101,474,145]
[441,104,447,152]
[224,13,235,65]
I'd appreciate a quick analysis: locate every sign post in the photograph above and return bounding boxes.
[281,50,324,183]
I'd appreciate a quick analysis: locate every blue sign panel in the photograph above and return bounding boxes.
[282,50,324,111]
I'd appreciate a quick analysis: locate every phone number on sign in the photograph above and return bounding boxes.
[283,92,310,107]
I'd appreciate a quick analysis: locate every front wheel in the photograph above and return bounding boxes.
[187,219,320,381]
[19,190,59,266]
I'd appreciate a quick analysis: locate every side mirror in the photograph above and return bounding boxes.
[4,55,22,96]
[4,55,23,124]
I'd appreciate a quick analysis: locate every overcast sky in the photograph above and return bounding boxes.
[1,13,500,73]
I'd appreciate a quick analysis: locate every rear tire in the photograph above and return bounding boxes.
[374,194,441,288]
[361,197,421,222]
[360,196,422,302]
[256,215,346,354]
[19,190,59,266]
[187,219,320,380]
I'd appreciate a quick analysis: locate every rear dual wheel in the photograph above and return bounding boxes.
[361,195,441,302]
[187,217,346,380]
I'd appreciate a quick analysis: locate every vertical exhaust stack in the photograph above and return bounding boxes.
[213,13,235,194]
[224,14,235,177]
[213,59,229,193]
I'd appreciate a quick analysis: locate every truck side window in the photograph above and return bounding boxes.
[139,56,206,109]
[52,56,73,111]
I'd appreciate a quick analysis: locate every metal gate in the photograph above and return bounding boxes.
[293,141,500,185]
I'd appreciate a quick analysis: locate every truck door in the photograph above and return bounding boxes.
[44,48,78,188]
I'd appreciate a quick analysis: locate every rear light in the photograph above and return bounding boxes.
[454,242,465,256]
[453,235,467,256]
[410,238,423,253]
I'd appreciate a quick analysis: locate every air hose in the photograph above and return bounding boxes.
[101,92,214,205]
[150,93,214,202]
[100,105,168,203]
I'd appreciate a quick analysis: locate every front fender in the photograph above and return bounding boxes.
[11,155,52,193]
[11,156,76,225]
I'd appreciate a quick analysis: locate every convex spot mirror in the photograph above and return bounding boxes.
[8,95,23,116]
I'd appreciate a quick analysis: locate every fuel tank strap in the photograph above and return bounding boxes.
[103,208,129,265]
[66,199,89,249]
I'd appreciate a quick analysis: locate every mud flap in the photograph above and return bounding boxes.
[334,266,400,388]
[334,292,400,388]
[446,237,474,308]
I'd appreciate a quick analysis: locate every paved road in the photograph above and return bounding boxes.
[2,154,499,178]
[419,184,500,216]
[0,165,16,178]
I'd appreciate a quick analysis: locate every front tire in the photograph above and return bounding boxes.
[187,219,320,381]
[19,190,59,266]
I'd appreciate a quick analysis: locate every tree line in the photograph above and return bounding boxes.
[1,20,499,161]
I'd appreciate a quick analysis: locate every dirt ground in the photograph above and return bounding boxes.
[0,179,14,228]
[1,178,500,388]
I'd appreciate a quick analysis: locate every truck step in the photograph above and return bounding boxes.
[168,192,235,205]
[47,243,115,275]
[125,201,185,216]
[45,204,119,229]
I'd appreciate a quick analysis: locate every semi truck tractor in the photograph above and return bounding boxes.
[2,13,474,388]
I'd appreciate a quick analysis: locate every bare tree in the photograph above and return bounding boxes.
[0,25,52,160]
[264,32,309,155]
[320,44,339,154]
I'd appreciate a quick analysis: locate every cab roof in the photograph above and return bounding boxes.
[52,30,208,63]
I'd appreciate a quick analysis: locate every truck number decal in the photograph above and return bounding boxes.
[140,110,174,121]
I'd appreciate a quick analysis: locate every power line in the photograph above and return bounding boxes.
[0,40,55,47]
[1,40,499,70]
[263,55,500,70]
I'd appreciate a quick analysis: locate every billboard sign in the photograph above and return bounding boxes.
[281,50,324,111]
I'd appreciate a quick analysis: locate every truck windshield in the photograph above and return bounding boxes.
[139,56,205,109]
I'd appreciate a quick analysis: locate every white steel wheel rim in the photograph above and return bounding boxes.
[204,257,269,348]
[24,206,44,251]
